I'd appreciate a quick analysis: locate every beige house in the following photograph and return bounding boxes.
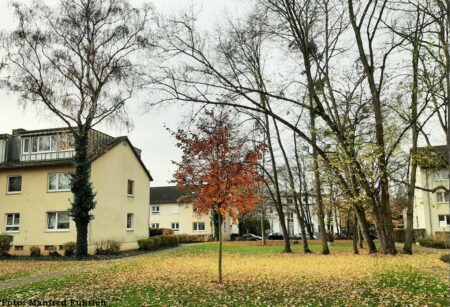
[0,128,152,255]
[149,186,235,240]
[412,145,450,240]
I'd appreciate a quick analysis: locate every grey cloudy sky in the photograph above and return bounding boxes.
[0,0,245,187]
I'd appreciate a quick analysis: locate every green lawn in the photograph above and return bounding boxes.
[0,242,448,306]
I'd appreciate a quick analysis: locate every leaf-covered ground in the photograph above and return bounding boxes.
[0,242,448,306]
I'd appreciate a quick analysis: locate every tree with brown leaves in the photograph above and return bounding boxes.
[171,110,263,284]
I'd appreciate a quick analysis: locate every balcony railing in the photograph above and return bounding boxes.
[20,150,75,162]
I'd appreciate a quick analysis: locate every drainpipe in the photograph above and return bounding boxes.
[426,169,433,237]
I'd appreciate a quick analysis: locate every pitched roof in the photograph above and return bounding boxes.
[0,135,153,181]
[150,186,191,204]
[415,145,449,168]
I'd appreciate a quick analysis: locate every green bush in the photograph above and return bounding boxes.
[0,234,13,253]
[158,235,178,247]
[138,238,156,251]
[96,240,121,255]
[439,254,450,264]
[152,236,161,248]
[175,234,210,243]
[418,239,448,249]
[63,242,76,257]
[30,246,41,257]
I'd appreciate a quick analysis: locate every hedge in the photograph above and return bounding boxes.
[175,234,210,243]
[149,228,174,237]
[0,234,13,254]
[138,235,177,251]
[418,239,449,249]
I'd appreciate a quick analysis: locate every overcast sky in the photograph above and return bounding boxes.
[0,0,245,187]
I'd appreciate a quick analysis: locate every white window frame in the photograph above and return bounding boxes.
[151,205,160,214]
[193,222,205,231]
[436,191,449,203]
[22,138,30,154]
[37,135,53,153]
[151,223,159,229]
[127,213,134,230]
[438,215,450,227]
[127,180,134,197]
[7,176,22,194]
[46,212,70,231]
[435,170,450,181]
[171,222,180,231]
[48,172,71,192]
[5,213,20,232]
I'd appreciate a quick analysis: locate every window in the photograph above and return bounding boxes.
[127,180,134,196]
[171,204,180,214]
[47,212,70,230]
[435,170,450,181]
[14,246,23,251]
[151,205,160,214]
[48,173,71,191]
[288,212,294,223]
[151,223,159,229]
[5,213,20,232]
[436,191,449,203]
[22,138,30,154]
[7,176,22,193]
[58,134,74,151]
[38,136,51,152]
[127,213,134,230]
[171,223,179,231]
[438,215,450,227]
[193,222,205,231]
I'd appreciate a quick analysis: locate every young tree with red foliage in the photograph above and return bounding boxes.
[172,110,263,284]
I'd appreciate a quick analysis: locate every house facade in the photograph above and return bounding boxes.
[412,145,450,240]
[266,194,341,239]
[149,186,237,240]
[0,128,152,255]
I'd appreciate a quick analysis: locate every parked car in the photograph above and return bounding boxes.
[268,232,284,240]
[242,233,262,241]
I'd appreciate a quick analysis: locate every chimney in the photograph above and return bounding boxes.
[12,129,27,136]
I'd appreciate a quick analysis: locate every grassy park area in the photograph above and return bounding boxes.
[0,241,448,306]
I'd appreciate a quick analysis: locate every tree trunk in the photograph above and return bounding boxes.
[352,213,359,255]
[310,103,329,255]
[261,209,266,246]
[404,22,420,254]
[71,128,96,258]
[358,225,364,249]
[218,213,223,284]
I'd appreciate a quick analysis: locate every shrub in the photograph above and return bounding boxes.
[96,240,121,255]
[175,234,210,243]
[48,251,61,257]
[440,254,450,264]
[138,238,156,251]
[418,239,448,249]
[326,231,335,243]
[63,242,76,257]
[152,236,161,248]
[161,228,174,235]
[30,246,41,257]
[0,234,13,254]
[158,235,178,247]
[149,228,163,237]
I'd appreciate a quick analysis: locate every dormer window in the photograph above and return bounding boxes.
[22,138,30,154]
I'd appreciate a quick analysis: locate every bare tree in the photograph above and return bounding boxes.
[2,0,152,257]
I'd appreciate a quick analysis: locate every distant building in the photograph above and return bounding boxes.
[149,186,237,239]
[0,128,152,255]
[266,194,341,238]
[412,145,450,240]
